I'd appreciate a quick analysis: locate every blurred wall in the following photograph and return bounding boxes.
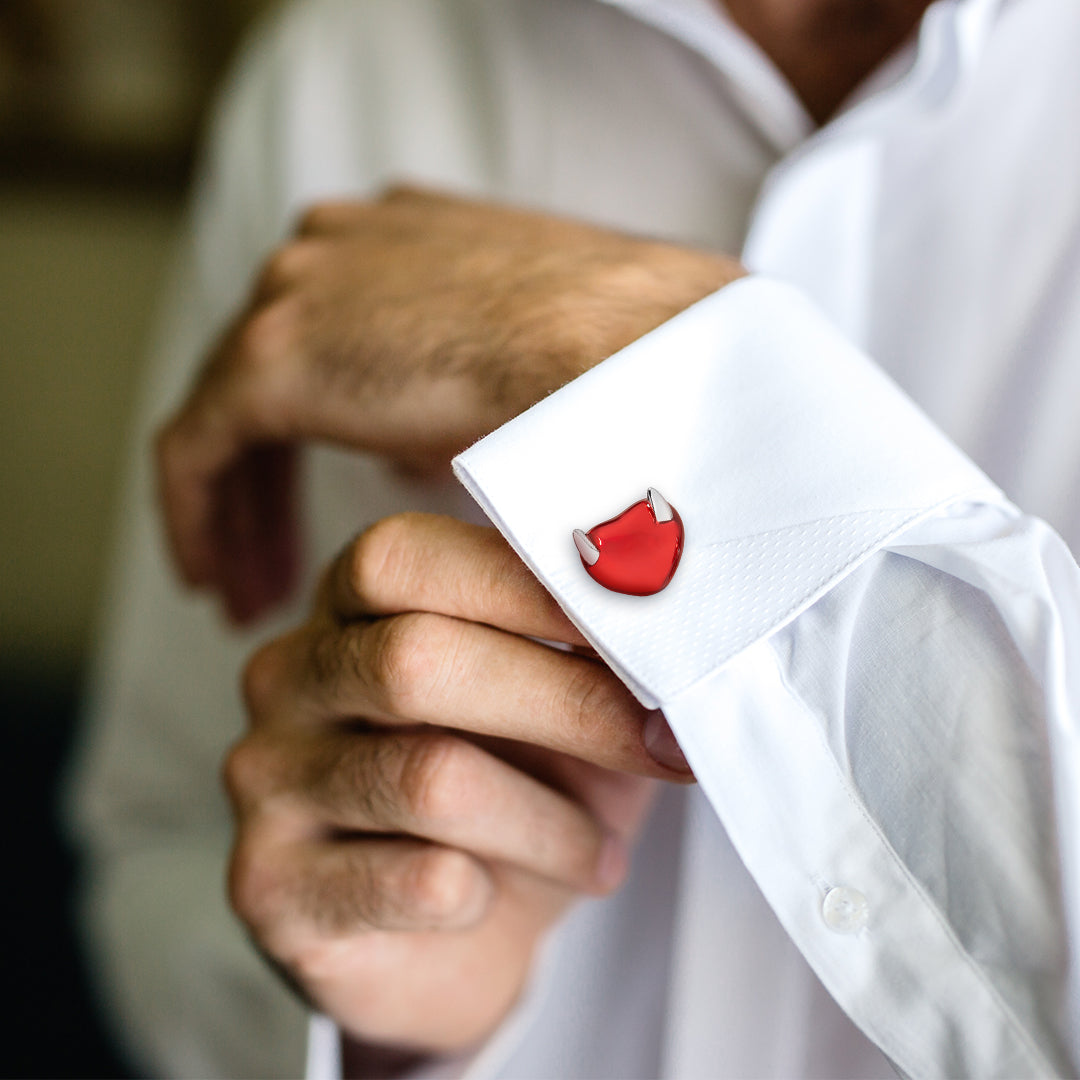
[0,4,276,1075]
[0,185,179,671]
[0,0,279,674]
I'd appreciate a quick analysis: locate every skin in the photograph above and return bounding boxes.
[156,189,736,1067]
[225,513,690,1060]
[157,188,743,624]
[724,0,933,123]
[156,4,934,1069]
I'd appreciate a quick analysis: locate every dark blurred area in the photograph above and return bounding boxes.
[0,2,274,1074]
[0,0,267,185]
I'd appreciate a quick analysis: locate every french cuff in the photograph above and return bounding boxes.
[453,275,1001,710]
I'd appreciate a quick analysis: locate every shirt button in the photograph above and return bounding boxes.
[822,886,868,934]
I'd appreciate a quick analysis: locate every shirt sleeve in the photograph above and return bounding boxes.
[453,276,1080,1077]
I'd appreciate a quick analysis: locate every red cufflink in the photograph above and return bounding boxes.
[573,488,683,596]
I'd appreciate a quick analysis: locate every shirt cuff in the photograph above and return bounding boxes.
[453,275,1002,710]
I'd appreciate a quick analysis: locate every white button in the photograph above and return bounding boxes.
[822,886,868,934]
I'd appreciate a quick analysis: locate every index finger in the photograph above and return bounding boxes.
[328,513,588,647]
[156,300,302,592]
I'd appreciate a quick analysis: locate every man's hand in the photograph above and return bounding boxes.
[225,513,691,1059]
[156,186,744,622]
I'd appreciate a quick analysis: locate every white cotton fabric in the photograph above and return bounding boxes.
[454,279,999,706]
[66,0,1080,1076]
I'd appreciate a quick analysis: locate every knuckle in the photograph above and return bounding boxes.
[227,832,280,932]
[233,304,290,375]
[378,182,422,205]
[297,201,346,234]
[255,243,308,296]
[337,737,395,822]
[363,611,445,714]
[398,735,472,823]
[241,640,283,716]
[561,664,627,745]
[347,514,414,609]
[221,737,273,807]
[228,304,303,432]
[401,847,481,923]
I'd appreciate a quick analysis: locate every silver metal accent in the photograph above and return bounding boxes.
[573,528,600,566]
[647,488,674,523]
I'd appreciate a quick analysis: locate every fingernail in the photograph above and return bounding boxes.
[643,711,691,774]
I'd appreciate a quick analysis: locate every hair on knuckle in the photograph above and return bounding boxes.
[299,847,384,938]
[343,848,383,932]
[305,624,348,699]
[295,846,401,940]
[335,733,404,825]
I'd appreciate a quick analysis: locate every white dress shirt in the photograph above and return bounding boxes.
[69,0,1080,1076]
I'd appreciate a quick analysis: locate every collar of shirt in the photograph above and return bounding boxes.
[594,0,814,152]
[593,0,1008,156]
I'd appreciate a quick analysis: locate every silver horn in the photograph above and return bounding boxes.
[647,488,674,523]
[573,528,600,566]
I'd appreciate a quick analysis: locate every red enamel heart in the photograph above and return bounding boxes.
[573,489,683,596]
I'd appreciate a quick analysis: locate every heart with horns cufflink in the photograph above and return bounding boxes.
[573,489,683,596]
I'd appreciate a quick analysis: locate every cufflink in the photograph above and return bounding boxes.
[573,488,683,596]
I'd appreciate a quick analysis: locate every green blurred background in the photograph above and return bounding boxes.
[0,3,274,1074]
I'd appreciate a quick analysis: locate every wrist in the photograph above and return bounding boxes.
[495,244,746,429]
[559,243,747,380]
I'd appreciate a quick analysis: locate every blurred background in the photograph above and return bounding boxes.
[0,1,274,1073]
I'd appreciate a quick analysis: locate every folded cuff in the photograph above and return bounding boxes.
[454,276,1000,708]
